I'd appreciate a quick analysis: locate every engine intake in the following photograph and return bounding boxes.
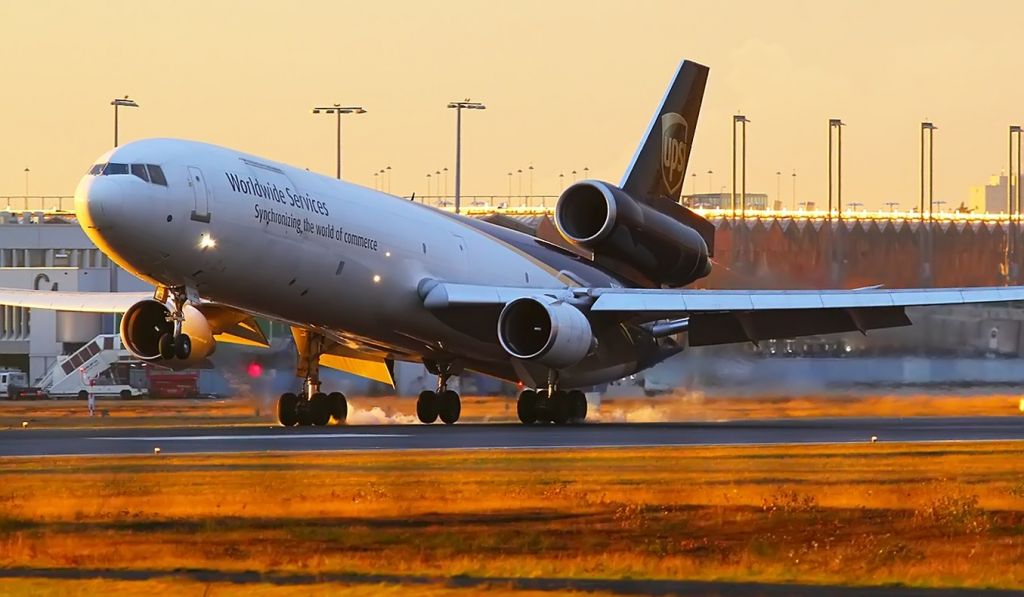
[497,296,593,370]
[555,180,712,287]
[120,299,216,369]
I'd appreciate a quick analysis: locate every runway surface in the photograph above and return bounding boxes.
[0,416,1022,457]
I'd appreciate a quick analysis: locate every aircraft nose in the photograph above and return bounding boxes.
[74,175,123,229]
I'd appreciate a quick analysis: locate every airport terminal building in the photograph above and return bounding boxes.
[0,203,150,381]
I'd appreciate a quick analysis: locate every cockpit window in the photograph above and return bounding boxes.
[130,164,150,182]
[88,164,104,175]
[147,165,167,186]
[103,163,129,175]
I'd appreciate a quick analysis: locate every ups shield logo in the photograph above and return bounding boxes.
[660,112,689,195]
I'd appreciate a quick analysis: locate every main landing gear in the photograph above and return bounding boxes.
[416,361,461,424]
[157,287,191,360]
[277,331,348,427]
[516,372,587,425]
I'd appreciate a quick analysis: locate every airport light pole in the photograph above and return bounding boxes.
[1008,125,1023,283]
[111,96,139,148]
[828,119,845,219]
[311,105,366,179]
[706,169,713,194]
[886,201,899,212]
[920,122,937,220]
[791,171,797,210]
[23,167,29,196]
[448,100,486,214]
[731,115,749,219]
[775,171,781,209]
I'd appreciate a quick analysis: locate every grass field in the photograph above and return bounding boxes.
[1,442,1023,593]
[1,391,1022,429]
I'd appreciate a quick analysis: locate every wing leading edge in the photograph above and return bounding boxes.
[422,283,1024,346]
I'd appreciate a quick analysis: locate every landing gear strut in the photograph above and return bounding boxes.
[157,287,192,360]
[277,331,348,427]
[517,371,587,425]
[416,361,461,425]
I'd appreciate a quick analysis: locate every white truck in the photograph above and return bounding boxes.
[0,369,47,400]
[36,335,146,400]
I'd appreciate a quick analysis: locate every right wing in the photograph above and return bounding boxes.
[0,288,150,313]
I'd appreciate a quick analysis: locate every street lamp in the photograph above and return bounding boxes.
[447,99,486,214]
[111,96,139,148]
[311,104,366,179]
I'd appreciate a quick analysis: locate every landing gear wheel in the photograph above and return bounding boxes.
[278,392,299,427]
[517,389,538,424]
[296,399,314,426]
[417,390,438,424]
[310,393,331,426]
[550,390,571,425]
[568,390,587,423]
[438,390,461,425]
[158,333,175,360]
[174,334,192,360]
[534,390,551,424]
[328,391,347,423]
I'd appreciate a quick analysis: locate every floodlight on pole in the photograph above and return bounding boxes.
[447,99,486,214]
[312,104,366,179]
[111,96,139,148]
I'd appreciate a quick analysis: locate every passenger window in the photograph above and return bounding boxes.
[103,163,129,175]
[130,164,150,182]
[88,164,104,175]
[147,165,168,186]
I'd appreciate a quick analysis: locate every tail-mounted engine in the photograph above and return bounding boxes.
[554,180,712,287]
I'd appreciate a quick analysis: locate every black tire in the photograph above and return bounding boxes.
[295,399,314,426]
[9,390,19,401]
[174,334,192,360]
[534,390,551,423]
[517,389,538,424]
[78,390,89,401]
[328,391,347,423]
[278,393,300,426]
[438,390,461,425]
[158,333,175,360]
[568,389,587,423]
[550,390,571,425]
[416,390,438,424]
[310,393,331,426]
[119,389,131,400]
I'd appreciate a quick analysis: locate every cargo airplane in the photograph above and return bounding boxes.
[3,60,1022,426]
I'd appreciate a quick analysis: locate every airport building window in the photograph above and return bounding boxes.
[147,165,167,186]
[131,164,150,183]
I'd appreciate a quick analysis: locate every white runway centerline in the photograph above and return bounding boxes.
[91,433,411,441]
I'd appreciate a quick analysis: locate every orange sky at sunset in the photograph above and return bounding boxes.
[2,0,1023,210]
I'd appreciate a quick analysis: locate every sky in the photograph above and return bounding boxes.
[1,0,1022,210]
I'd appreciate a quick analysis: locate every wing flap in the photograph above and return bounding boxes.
[688,307,910,347]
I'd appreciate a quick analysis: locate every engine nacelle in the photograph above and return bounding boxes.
[554,180,711,287]
[120,300,216,369]
[497,296,593,370]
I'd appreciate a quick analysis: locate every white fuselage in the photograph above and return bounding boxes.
[75,139,661,386]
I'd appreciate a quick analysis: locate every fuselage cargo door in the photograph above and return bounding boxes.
[187,166,211,223]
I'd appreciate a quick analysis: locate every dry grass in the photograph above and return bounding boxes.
[2,392,1021,429]
[0,442,1023,592]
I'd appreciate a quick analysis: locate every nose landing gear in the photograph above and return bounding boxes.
[156,287,192,361]
[416,361,461,424]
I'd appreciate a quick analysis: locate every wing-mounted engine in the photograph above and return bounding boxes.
[120,299,216,369]
[497,296,593,369]
[554,180,712,287]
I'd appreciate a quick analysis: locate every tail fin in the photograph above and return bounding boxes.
[620,60,708,203]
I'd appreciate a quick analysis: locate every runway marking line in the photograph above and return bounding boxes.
[89,433,411,441]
